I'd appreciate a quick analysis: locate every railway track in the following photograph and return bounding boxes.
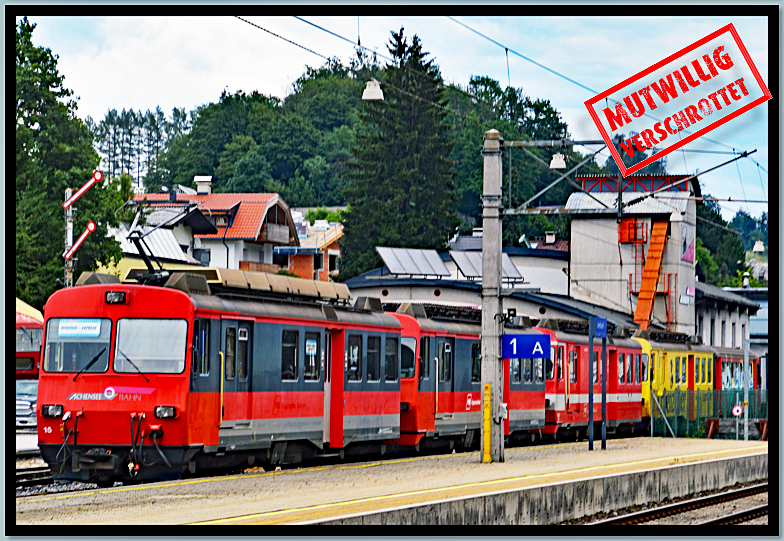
[17,466,54,489]
[590,483,768,525]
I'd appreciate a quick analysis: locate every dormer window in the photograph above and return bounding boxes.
[215,216,228,226]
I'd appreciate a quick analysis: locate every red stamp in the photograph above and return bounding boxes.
[585,23,771,177]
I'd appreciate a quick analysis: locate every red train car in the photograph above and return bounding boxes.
[537,322,643,441]
[713,346,762,391]
[392,303,545,450]
[16,298,44,380]
[37,272,403,484]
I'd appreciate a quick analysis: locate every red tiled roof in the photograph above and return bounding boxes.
[135,192,276,210]
[134,192,284,241]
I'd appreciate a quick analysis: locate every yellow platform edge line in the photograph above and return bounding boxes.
[187,445,768,525]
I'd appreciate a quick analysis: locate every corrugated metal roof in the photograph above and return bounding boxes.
[566,191,689,215]
[110,224,189,262]
[300,223,343,250]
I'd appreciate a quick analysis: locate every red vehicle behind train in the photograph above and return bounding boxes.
[16,298,44,380]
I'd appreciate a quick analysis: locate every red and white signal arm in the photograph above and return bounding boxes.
[732,405,743,417]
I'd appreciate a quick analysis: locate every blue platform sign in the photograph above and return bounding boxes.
[502,334,550,358]
[595,317,607,339]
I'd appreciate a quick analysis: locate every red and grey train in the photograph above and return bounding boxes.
[37,268,757,484]
[37,271,554,483]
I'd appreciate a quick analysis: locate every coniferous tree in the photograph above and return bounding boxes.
[341,28,458,279]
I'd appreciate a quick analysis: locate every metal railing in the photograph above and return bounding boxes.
[651,389,768,439]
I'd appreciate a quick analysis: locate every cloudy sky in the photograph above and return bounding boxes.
[19,14,772,222]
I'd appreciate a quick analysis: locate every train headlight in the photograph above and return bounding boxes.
[105,291,127,304]
[154,406,177,419]
[42,404,64,418]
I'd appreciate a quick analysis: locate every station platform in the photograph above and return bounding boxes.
[16,438,767,526]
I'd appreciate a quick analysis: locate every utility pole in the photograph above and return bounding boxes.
[481,129,504,463]
[64,188,74,288]
[744,338,749,440]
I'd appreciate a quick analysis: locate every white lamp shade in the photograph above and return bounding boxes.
[549,152,566,169]
[753,240,764,253]
[362,79,384,101]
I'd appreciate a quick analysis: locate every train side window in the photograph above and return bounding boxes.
[592,351,598,383]
[385,337,398,382]
[635,354,640,384]
[700,357,705,384]
[673,357,678,385]
[438,340,452,382]
[225,327,236,380]
[471,342,481,383]
[569,350,576,383]
[535,358,543,383]
[511,358,521,383]
[523,358,532,383]
[557,347,564,381]
[681,358,687,386]
[546,347,554,380]
[627,352,634,383]
[281,330,298,381]
[367,336,381,382]
[304,332,320,381]
[348,334,362,382]
[193,319,210,376]
[419,337,430,381]
[238,326,249,381]
[708,358,712,385]
[650,353,655,383]
[642,354,649,382]
[694,357,699,385]
[618,353,625,384]
[401,337,416,379]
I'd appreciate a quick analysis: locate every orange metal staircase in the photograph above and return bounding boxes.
[633,220,669,330]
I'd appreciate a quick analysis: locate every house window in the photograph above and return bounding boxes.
[710,319,715,346]
[273,252,289,268]
[314,252,324,271]
[732,322,736,348]
[215,216,228,226]
[721,320,726,347]
[329,253,339,273]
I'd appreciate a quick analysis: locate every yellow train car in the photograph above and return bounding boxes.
[633,332,715,424]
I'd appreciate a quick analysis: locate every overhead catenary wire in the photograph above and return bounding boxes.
[445,16,767,171]
[236,16,485,128]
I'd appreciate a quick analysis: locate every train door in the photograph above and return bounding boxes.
[220,318,252,425]
[436,337,454,415]
[325,329,344,448]
[566,347,580,416]
[687,354,695,420]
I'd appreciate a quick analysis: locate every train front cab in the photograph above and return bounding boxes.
[38,284,197,484]
[16,318,43,380]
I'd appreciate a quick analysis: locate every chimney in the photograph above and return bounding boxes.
[545,231,556,244]
[194,176,212,195]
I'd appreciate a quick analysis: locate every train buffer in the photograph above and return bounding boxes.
[706,418,766,440]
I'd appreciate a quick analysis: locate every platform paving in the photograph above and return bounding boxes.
[15,437,767,526]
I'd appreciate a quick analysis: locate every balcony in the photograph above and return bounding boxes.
[259,223,289,244]
[239,261,280,274]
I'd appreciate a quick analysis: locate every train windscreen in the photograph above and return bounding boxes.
[44,318,112,373]
[114,318,188,374]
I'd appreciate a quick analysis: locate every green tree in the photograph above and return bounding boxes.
[341,28,458,279]
[695,197,745,285]
[16,18,122,310]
